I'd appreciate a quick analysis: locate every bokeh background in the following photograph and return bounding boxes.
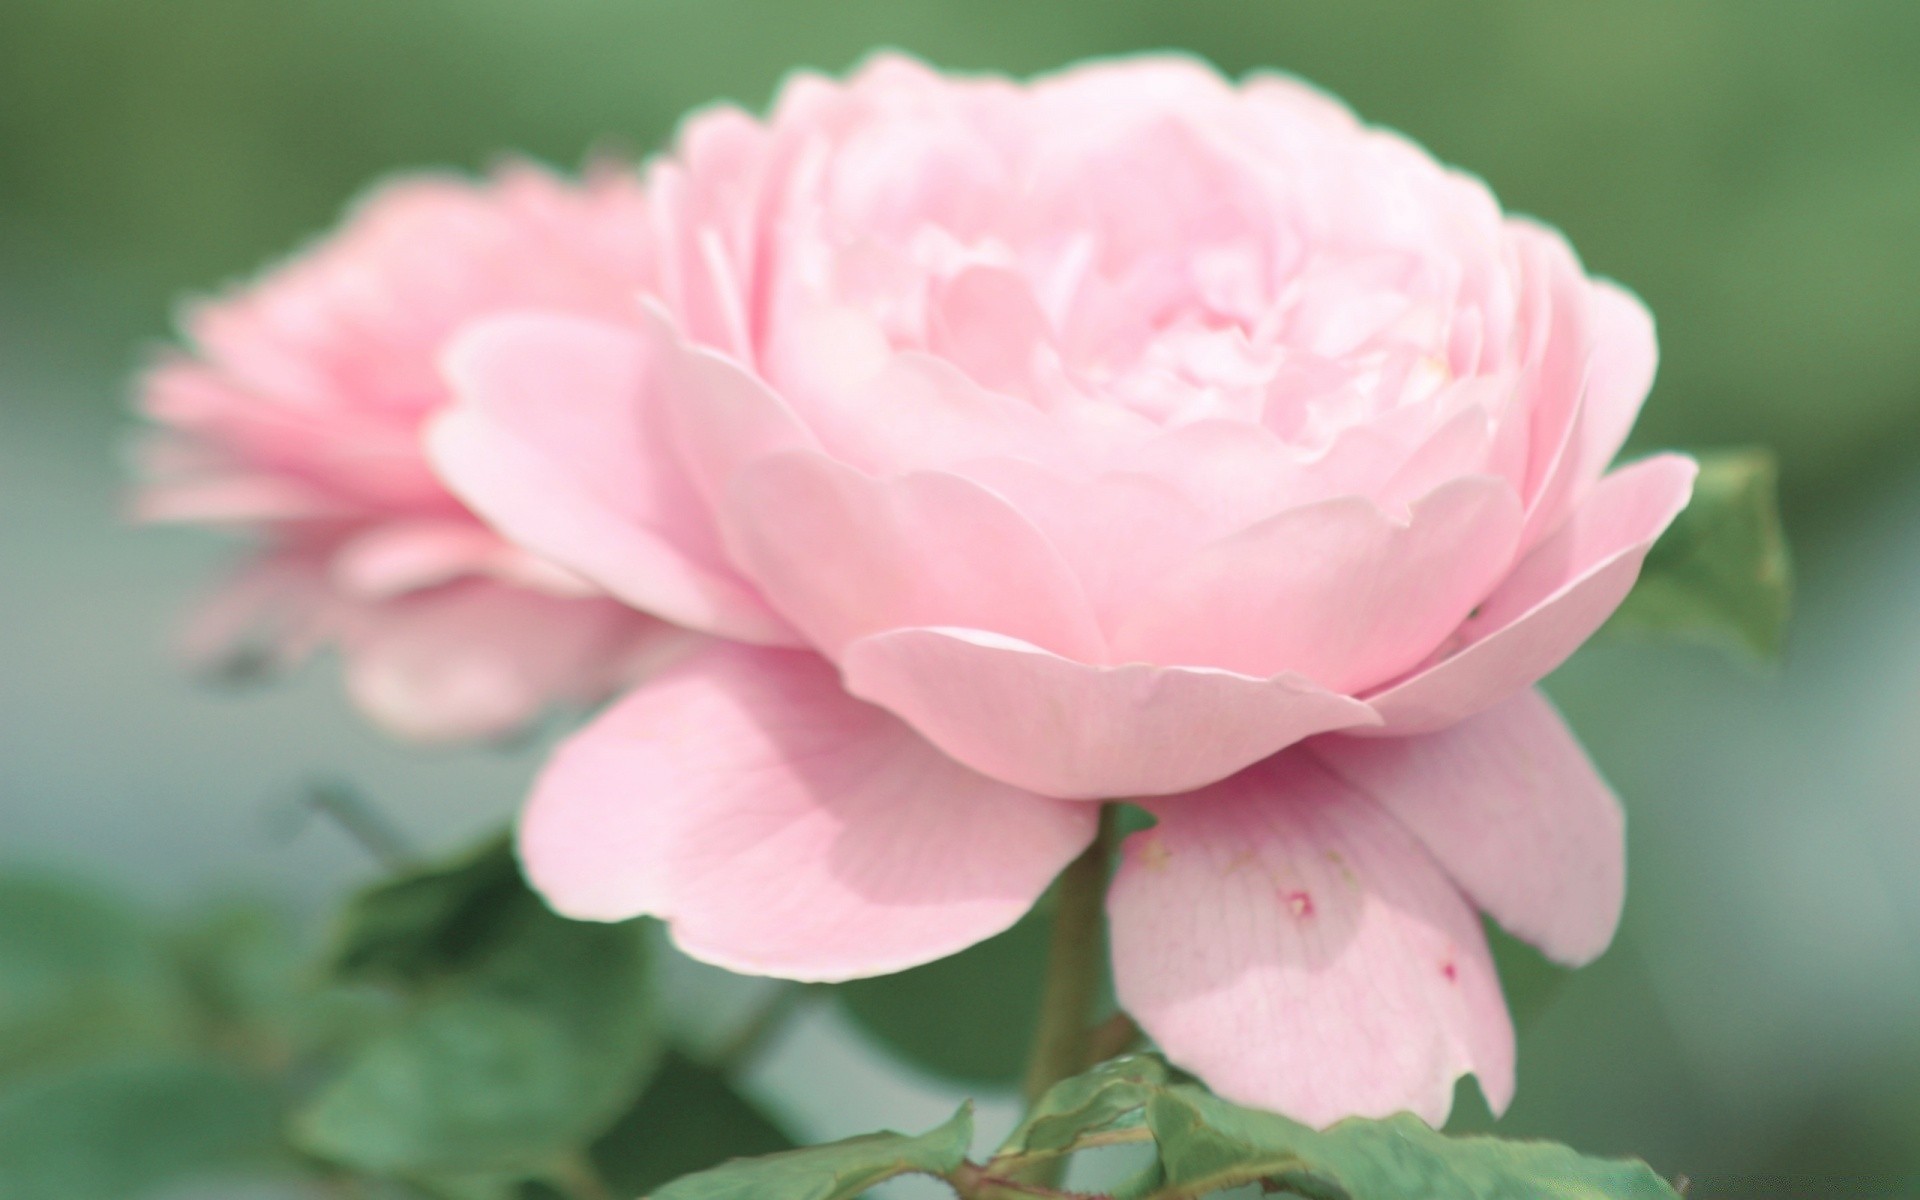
[3,2,1918,1196]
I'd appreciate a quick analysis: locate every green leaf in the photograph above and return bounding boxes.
[1144,1085,1680,1200]
[326,834,527,985]
[836,906,1051,1085]
[589,1051,794,1196]
[649,1104,972,1200]
[294,837,661,1178]
[0,1056,283,1200]
[1609,447,1792,660]
[0,874,190,1072]
[995,1053,1168,1163]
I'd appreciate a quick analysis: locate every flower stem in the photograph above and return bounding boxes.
[1022,803,1119,1107]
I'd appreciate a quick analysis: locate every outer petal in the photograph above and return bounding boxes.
[1308,689,1624,965]
[177,548,338,679]
[720,452,1109,662]
[1570,281,1659,488]
[428,314,796,643]
[1361,453,1697,733]
[330,518,597,600]
[840,627,1380,799]
[1116,477,1523,693]
[518,643,1098,981]
[1108,754,1514,1126]
[340,583,681,743]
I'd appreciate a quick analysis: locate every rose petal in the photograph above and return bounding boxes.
[1361,453,1697,733]
[1109,753,1514,1126]
[841,626,1380,799]
[329,518,601,600]
[1571,281,1659,487]
[428,313,796,643]
[341,583,678,744]
[720,451,1109,662]
[1117,476,1523,693]
[1309,689,1624,964]
[518,643,1098,981]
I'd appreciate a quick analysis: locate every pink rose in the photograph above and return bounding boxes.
[137,165,685,741]
[429,54,1694,1123]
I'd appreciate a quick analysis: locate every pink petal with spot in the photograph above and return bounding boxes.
[840,627,1379,799]
[1109,753,1514,1126]
[518,643,1098,981]
[1361,453,1697,733]
[1309,689,1624,964]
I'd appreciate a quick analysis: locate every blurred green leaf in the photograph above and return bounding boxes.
[650,1104,971,1200]
[589,1051,793,1196]
[1609,447,1793,660]
[0,1055,282,1200]
[1144,1085,1680,1199]
[294,837,660,1179]
[0,874,190,1072]
[996,1053,1168,1163]
[836,907,1053,1085]
[327,834,525,984]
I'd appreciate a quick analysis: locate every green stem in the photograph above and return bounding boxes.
[1022,804,1119,1107]
[714,981,810,1073]
[306,779,419,871]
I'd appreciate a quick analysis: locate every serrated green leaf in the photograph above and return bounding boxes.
[590,1051,794,1196]
[649,1104,972,1200]
[1609,447,1792,660]
[0,1055,283,1200]
[836,906,1051,1085]
[294,837,660,1178]
[1144,1085,1680,1200]
[995,1054,1168,1163]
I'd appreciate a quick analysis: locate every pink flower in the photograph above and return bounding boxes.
[429,55,1696,1123]
[137,165,685,741]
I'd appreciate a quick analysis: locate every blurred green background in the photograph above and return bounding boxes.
[2,2,1917,1197]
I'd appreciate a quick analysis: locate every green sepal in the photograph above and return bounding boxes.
[1609,447,1792,660]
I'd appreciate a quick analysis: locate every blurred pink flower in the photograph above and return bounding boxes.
[431,54,1694,1123]
[137,165,686,741]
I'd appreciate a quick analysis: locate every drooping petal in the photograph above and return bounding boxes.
[719,452,1109,662]
[1361,453,1697,733]
[1108,753,1514,1126]
[340,584,680,744]
[428,313,796,643]
[518,643,1098,981]
[330,518,596,600]
[1308,689,1624,964]
[1116,477,1523,693]
[176,547,339,680]
[840,627,1379,799]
